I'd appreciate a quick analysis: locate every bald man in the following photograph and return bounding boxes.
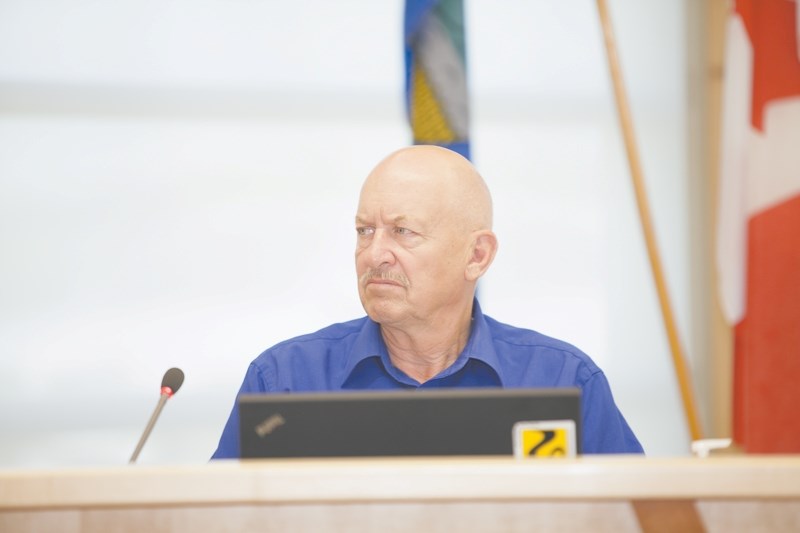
[355,145,497,383]
[212,146,643,458]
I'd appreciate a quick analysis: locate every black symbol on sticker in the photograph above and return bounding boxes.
[528,430,565,457]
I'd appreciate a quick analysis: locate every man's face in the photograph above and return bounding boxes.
[354,169,470,328]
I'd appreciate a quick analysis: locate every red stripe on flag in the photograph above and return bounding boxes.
[737,0,800,131]
[733,194,800,452]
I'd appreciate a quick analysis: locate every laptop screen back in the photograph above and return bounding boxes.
[238,387,581,458]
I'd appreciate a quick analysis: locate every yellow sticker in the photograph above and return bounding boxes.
[513,420,576,458]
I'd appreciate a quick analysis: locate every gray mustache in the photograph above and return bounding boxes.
[360,269,410,288]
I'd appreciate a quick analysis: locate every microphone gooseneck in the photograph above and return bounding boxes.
[129,367,185,464]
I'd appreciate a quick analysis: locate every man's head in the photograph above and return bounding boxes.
[355,145,497,329]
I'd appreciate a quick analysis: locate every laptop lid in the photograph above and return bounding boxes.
[238,387,581,458]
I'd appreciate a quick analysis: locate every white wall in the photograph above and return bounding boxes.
[0,0,693,467]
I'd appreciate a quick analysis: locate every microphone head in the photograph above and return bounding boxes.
[160,367,185,397]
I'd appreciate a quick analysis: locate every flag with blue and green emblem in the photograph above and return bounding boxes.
[404,0,470,159]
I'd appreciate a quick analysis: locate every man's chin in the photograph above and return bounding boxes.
[362,299,406,325]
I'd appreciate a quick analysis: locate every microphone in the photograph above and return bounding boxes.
[129,367,185,464]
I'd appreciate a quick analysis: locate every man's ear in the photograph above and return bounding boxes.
[465,230,498,281]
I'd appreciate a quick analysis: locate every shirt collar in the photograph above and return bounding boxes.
[338,317,387,387]
[340,299,507,387]
[458,299,507,385]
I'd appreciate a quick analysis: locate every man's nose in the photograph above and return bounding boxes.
[368,229,396,266]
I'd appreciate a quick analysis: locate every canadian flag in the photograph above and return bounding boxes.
[718,0,800,452]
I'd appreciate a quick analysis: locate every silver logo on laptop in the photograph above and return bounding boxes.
[255,413,286,437]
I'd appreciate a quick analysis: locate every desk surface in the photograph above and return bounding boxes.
[2,455,800,510]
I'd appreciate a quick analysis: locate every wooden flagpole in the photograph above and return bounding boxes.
[595,0,704,442]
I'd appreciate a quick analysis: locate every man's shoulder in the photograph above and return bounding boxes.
[264,316,369,354]
[484,314,579,349]
[243,317,373,392]
[482,314,599,368]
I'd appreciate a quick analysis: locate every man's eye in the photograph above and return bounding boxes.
[356,227,374,236]
[395,227,413,236]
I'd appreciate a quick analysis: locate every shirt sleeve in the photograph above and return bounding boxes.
[210,362,271,459]
[580,370,644,454]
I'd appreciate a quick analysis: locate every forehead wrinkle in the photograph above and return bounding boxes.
[355,207,411,224]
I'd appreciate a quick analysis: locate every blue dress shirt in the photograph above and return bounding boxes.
[212,300,643,458]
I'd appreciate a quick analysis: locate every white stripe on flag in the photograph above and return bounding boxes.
[716,14,752,324]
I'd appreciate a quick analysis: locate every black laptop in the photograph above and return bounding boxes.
[238,387,581,458]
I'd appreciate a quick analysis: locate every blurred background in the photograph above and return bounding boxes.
[0,0,716,467]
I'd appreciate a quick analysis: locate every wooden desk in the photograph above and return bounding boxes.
[1,456,799,532]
